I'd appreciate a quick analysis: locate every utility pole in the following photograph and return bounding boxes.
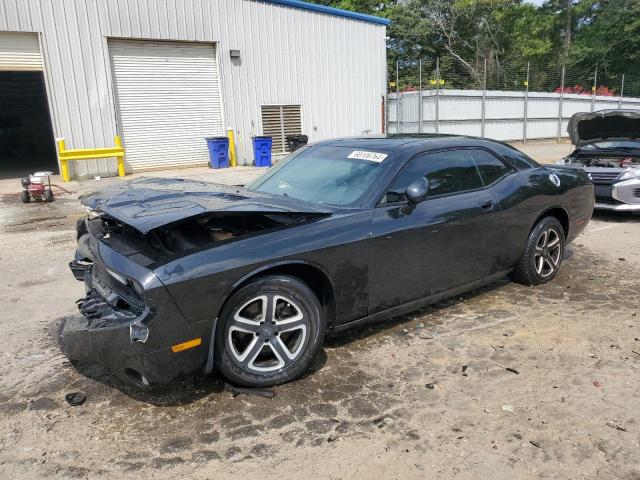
[418,58,423,134]
[618,74,625,109]
[564,0,572,63]
[435,57,440,134]
[481,58,487,138]
[557,65,565,142]
[523,62,530,143]
[591,67,597,112]
[396,60,400,133]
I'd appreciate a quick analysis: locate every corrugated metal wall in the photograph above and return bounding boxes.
[388,90,640,141]
[0,0,387,177]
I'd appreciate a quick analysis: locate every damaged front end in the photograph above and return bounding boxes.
[61,215,212,387]
[62,178,331,386]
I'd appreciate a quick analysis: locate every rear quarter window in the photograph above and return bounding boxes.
[497,144,539,170]
[470,149,514,185]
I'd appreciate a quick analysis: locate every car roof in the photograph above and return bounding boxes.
[315,134,510,154]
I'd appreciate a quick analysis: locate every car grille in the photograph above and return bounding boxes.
[634,188,640,198]
[589,171,620,184]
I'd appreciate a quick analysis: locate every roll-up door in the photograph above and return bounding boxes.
[0,32,43,71]
[109,40,224,172]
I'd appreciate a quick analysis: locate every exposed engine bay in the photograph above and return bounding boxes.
[152,212,313,254]
[564,156,640,168]
[86,211,325,263]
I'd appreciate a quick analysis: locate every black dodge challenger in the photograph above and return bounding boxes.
[62,135,593,387]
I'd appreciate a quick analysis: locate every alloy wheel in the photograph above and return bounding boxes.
[534,227,562,278]
[226,293,309,373]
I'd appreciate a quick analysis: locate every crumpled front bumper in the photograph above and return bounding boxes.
[60,310,175,386]
[60,228,212,386]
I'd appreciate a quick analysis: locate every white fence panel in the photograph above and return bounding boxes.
[388,90,640,141]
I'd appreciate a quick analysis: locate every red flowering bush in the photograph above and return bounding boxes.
[554,84,616,96]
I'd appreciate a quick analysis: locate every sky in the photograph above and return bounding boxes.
[524,0,546,5]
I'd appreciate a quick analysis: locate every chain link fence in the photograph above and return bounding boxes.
[386,58,640,142]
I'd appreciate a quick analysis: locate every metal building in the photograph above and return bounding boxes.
[0,0,388,179]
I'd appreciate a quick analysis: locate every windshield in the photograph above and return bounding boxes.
[248,145,389,207]
[582,140,640,150]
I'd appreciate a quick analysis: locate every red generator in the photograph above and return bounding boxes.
[21,171,54,203]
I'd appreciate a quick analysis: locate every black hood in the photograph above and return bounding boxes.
[568,110,640,147]
[80,177,332,234]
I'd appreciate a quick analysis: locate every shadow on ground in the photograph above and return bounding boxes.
[53,316,329,407]
[592,210,640,223]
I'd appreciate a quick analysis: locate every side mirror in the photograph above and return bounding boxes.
[406,177,429,205]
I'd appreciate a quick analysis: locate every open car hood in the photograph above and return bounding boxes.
[568,110,640,147]
[80,177,332,234]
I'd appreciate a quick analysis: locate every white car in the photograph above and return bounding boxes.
[558,110,640,212]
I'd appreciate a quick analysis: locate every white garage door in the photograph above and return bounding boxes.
[109,40,224,172]
[0,32,42,71]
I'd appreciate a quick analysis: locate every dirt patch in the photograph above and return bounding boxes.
[1,244,639,479]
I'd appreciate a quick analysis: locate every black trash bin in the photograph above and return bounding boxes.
[286,134,309,153]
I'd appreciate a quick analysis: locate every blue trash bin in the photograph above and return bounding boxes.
[252,136,273,167]
[206,137,229,169]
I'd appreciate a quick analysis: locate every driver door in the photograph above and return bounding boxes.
[368,149,502,314]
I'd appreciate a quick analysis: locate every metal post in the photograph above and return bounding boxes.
[383,37,389,135]
[591,67,597,112]
[618,74,625,109]
[523,62,530,143]
[396,60,400,133]
[481,59,487,138]
[557,65,565,142]
[435,58,440,133]
[418,59,423,134]
[380,38,389,135]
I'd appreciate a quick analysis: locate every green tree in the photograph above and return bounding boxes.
[310,0,640,94]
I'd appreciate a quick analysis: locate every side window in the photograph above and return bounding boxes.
[385,150,483,203]
[470,149,514,185]
[497,144,538,170]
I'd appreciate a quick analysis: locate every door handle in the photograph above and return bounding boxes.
[479,200,494,210]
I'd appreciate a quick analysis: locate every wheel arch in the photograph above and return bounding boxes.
[531,206,569,239]
[204,260,337,375]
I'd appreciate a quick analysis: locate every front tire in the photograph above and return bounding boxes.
[215,275,325,387]
[512,216,565,285]
[20,190,30,203]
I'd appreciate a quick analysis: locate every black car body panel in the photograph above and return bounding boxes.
[61,135,593,386]
[560,110,640,211]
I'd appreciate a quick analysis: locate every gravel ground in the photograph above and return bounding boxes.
[0,166,639,480]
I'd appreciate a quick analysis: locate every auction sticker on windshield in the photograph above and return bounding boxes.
[347,151,388,162]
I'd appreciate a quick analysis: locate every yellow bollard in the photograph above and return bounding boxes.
[56,136,127,182]
[57,139,71,182]
[227,128,237,167]
[114,135,126,177]
[60,159,70,182]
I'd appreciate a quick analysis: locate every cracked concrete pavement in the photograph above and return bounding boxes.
[0,164,639,480]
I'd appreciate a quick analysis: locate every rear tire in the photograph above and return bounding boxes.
[512,216,565,285]
[45,188,54,202]
[215,275,325,387]
[20,190,30,203]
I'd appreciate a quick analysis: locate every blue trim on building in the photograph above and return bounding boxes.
[261,0,390,25]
